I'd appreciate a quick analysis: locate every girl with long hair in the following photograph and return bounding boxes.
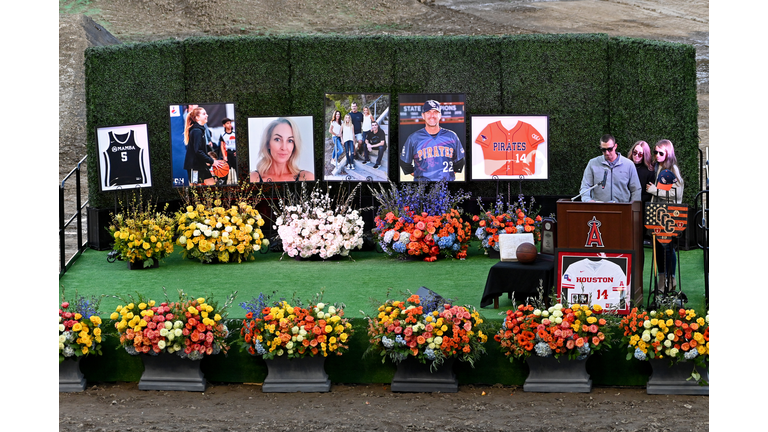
[646,139,685,301]
[329,110,343,167]
[629,140,656,205]
[342,113,356,171]
[183,107,224,185]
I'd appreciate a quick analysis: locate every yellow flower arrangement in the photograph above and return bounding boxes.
[176,186,266,263]
[108,194,175,268]
[239,293,354,359]
[112,288,236,360]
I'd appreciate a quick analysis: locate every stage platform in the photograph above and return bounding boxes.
[60,245,705,386]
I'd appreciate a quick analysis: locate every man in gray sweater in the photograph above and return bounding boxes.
[579,134,641,203]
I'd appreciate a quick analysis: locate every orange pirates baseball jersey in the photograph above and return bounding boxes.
[474,121,544,176]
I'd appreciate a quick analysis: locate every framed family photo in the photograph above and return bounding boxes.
[323,93,390,182]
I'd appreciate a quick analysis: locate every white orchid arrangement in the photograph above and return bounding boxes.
[272,182,367,259]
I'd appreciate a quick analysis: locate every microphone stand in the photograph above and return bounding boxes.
[571,182,603,201]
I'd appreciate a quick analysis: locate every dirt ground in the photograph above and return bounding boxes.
[58,0,709,429]
[60,381,709,432]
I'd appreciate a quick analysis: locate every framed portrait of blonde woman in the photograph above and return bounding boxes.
[247,116,316,183]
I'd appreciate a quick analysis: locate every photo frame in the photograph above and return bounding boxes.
[499,233,534,262]
[470,115,549,180]
[556,249,632,315]
[397,93,467,182]
[96,123,152,192]
[169,103,237,187]
[323,93,391,182]
[248,116,316,183]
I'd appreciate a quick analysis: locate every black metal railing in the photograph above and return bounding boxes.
[59,156,88,275]
[695,148,709,308]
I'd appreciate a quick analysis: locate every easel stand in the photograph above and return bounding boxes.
[645,187,688,310]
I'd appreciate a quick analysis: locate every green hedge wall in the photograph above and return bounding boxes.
[85,34,699,209]
[608,37,700,194]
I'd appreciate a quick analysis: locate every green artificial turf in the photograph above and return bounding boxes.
[59,243,707,319]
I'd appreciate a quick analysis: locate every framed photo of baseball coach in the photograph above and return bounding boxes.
[397,93,466,182]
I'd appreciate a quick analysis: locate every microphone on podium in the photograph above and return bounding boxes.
[572,170,609,201]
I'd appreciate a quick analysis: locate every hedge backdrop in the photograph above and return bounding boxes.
[85,34,699,210]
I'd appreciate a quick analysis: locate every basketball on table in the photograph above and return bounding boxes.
[211,161,230,178]
[516,242,538,264]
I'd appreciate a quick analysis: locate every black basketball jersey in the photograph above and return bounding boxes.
[103,130,146,187]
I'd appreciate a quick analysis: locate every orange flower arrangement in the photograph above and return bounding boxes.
[495,303,610,360]
[472,194,542,254]
[364,294,489,370]
[370,181,472,262]
[374,208,472,261]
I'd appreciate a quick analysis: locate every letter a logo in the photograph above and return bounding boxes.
[585,216,604,247]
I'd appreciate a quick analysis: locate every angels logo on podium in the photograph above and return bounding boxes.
[585,216,604,247]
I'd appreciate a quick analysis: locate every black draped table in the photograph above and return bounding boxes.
[480,254,555,308]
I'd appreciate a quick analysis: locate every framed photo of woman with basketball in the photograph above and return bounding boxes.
[169,102,237,187]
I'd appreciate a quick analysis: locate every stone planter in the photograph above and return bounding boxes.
[391,357,458,393]
[524,355,592,393]
[647,359,709,395]
[262,355,331,393]
[59,357,86,392]
[138,354,206,391]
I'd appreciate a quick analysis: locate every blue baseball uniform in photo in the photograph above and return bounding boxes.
[401,128,465,181]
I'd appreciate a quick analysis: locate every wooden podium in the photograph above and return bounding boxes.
[556,200,644,308]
